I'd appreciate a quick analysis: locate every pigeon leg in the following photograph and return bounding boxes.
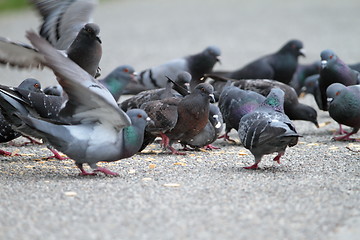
[159,132,170,148]
[76,163,97,176]
[273,152,284,164]
[333,131,359,142]
[94,167,119,176]
[167,145,186,155]
[244,163,259,170]
[22,136,43,145]
[218,132,236,143]
[334,124,349,135]
[45,147,69,160]
[0,149,20,156]
[203,144,220,150]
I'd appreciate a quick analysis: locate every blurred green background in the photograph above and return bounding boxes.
[0,0,29,12]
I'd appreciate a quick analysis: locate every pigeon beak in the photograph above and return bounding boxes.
[321,60,327,69]
[131,72,138,83]
[299,48,306,57]
[216,56,222,64]
[209,93,215,103]
[96,36,102,44]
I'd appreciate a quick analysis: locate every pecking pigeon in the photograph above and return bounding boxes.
[212,39,305,85]
[238,88,300,169]
[0,31,150,176]
[318,49,360,111]
[218,84,265,142]
[140,83,215,155]
[124,46,221,94]
[327,83,360,141]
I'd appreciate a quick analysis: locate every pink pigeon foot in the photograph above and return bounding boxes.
[45,148,69,160]
[273,153,284,164]
[243,163,259,170]
[23,136,43,145]
[76,163,97,176]
[333,132,360,142]
[159,132,170,148]
[0,149,20,156]
[94,167,119,176]
[168,145,186,155]
[203,144,220,150]
[218,133,236,143]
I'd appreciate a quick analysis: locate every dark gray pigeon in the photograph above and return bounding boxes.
[303,74,323,110]
[180,104,224,150]
[318,49,360,111]
[238,88,300,169]
[120,71,191,112]
[29,0,98,50]
[206,74,319,127]
[98,65,137,102]
[0,78,43,156]
[140,83,215,155]
[0,31,150,176]
[326,83,360,141]
[124,46,221,94]
[289,61,321,95]
[218,84,266,142]
[0,23,102,78]
[212,39,305,85]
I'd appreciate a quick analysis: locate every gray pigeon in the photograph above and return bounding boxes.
[318,49,360,111]
[124,46,221,94]
[180,104,224,150]
[0,23,102,78]
[218,84,266,142]
[98,65,137,102]
[29,0,98,50]
[140,83,215,155]
[326,83,360,141]
[0,78,43,156]
[238,88,300,169]
[212,39,305,85]
[0,31,150,176]
[120,71,191,112]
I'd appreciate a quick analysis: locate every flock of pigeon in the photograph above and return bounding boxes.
[0,0,359,176]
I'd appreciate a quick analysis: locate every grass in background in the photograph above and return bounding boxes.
[0,0,29,12]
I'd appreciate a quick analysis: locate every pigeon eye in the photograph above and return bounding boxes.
[34,83,40,89]
[123,68,129,73]
[329,55,333,59]
[137,114,142,118]
[335,91,340,96]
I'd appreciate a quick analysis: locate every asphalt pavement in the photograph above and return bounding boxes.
[0,0,360,239]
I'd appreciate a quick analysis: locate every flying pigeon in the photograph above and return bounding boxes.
[238,88,300,169]
[218,84,265,142]
[326,83,360,141]
[140,83,215,155]
[206,74,319,127]
[0,31,150,176]
[318,49,360,111]
[212,39,305,85]
[0,23,102,78]
[124,46,221,94]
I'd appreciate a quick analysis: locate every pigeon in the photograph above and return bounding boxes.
[218,84,266,142]
[206,74,319,127]
[0,31,150,176]
[120,71,191,112]
[289,61,321,95]
[180,104,224,150]
[124,46,221,94]
[303,74,324,110]
[212,39,305,85]
[326,83,360,141]
[140,83,215,155]
[0,78,43,156]
[98,65,137,102]
[29,0,98,50]
[0,23,102,78]
[43,85,63,96]
[238,88,300,169]
[318,49,360,111]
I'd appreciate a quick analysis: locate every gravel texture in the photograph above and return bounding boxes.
[0,0,360,239]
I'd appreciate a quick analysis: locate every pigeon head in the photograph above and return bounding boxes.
[193,83,215,103]
[109,65,137,83]
[203,46,221,63]
[82,23,101,43]
[280,39,305,57]
[126,109,151,128]
[326,83,346,99]
[261,88,285,112]
[320,49,337,69]
[18,78,42,93]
